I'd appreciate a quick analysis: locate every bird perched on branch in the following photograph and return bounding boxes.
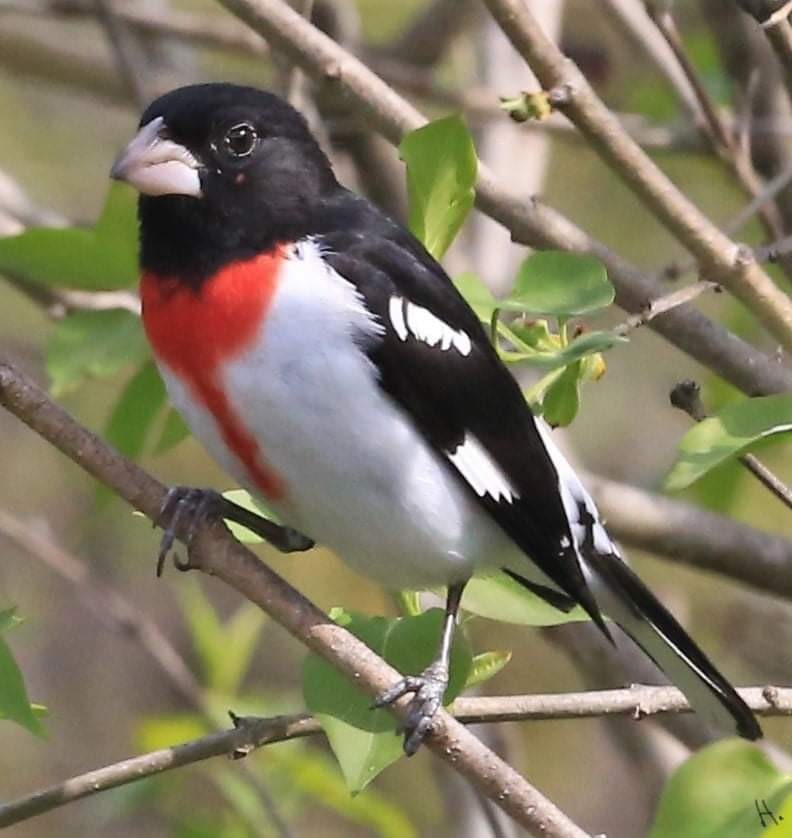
[111,83,761,754]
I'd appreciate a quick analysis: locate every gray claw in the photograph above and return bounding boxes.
[373,664,449,755]
[155,486,221,577]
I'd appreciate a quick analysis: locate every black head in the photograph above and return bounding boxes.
[111,83,338,282]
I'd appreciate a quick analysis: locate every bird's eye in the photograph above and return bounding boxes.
[223,123,258,158]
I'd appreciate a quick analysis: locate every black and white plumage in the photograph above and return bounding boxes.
[111,83,761,752]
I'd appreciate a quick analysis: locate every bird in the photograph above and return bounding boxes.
[111,82,761,754]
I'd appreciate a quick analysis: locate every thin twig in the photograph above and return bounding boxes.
[601,0,703,128]
[285,0,313,107]
[483,0,792,352]
[670,379,792,511]
[584,470,792,597]
[212,0,792,397]
[90,0,149,107]
[757,232,792,262]
[643,2,791,275]
[0,510,200,704]
[3,273,140,318]
[765,17,792,92]
[737,1,792,90]
[0,510,293,838]
[0,684,789,829]
[5,0,792,390]
[645,3,733,152]
[0,360,588,838]
[614,281,720,335]
[656,156,792,282]
[725,158,792,234]
[0,714,318,829]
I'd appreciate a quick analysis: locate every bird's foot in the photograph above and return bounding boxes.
[155,486,221,576]
[155,486,315,577]
[373,660,449,756]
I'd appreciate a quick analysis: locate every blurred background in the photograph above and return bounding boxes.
[1,1,791,836]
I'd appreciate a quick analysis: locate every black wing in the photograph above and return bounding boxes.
[316,205,605,629]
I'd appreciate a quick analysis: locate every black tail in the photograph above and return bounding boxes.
[585,550,761,740]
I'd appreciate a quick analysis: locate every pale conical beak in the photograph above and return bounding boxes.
[110,116,202,197]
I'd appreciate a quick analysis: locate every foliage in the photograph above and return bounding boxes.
[0,609,44,737]
[134,582,417,835]
[666,394,792,491]
[303,608,472,792]
[460,572,588,626]
[0,60,785,835]
[399,115,477,260]
[650,740,792,838]
[0,183,137,290]
[47,309,148,397]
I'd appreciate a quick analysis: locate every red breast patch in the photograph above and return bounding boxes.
[141,249,286,500]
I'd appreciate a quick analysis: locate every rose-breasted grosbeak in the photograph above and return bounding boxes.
[111,83,761,753]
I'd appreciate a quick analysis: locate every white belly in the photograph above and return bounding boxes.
[156,243,512,589]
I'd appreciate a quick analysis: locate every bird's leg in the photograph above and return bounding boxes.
[155,486,314,576]
[374,581,467,756]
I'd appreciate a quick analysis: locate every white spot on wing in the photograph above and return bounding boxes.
[534,418,617,557]
[389,296,408,341]
[454,330,472,356]
[449,433,518,503]
[389,296,472,356]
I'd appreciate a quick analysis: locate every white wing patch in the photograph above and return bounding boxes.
[389,296,472,356]
[388,295,408,340]
[449,433,518,503]
[534,418,616,557]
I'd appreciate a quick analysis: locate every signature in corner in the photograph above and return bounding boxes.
[755,798,784,828]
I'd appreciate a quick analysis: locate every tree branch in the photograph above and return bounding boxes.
[584,471,792,599]
[0,359,587,838]
[765,16,792,92]
[1,684,789,828]
[0,713,318,829]
[482,0,792,352]
[736,1,792,90]
[212,0,792,397]
[7,1,792,391]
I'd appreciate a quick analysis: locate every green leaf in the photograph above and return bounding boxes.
[461,572,589,626]
[400,116,477,260]
[465,650,512,688]
[46,308,149,396]
[650,740,792,838]
[0,608,22,633]
[394,590,422,617]
[665,394,792,491]
[508,251,613,316]
[0,183,138,290]
[180,580,226,688]
[453,272,498,322]
[179,580,265,695]
[542,361,582,427]
[303,609,472,792]
[105,361,166,459]
[212,603,267,695]
[136,713,208,752]
[213,767,276,831]
[153,408,191,454]
[275,745,418,838]
[0,622,44,736]
[501,328,627,370]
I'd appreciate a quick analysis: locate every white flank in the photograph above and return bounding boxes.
[534,418,615,557]
[449,433,517,503]
[157,237,512,591]
[388,295,472,356]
